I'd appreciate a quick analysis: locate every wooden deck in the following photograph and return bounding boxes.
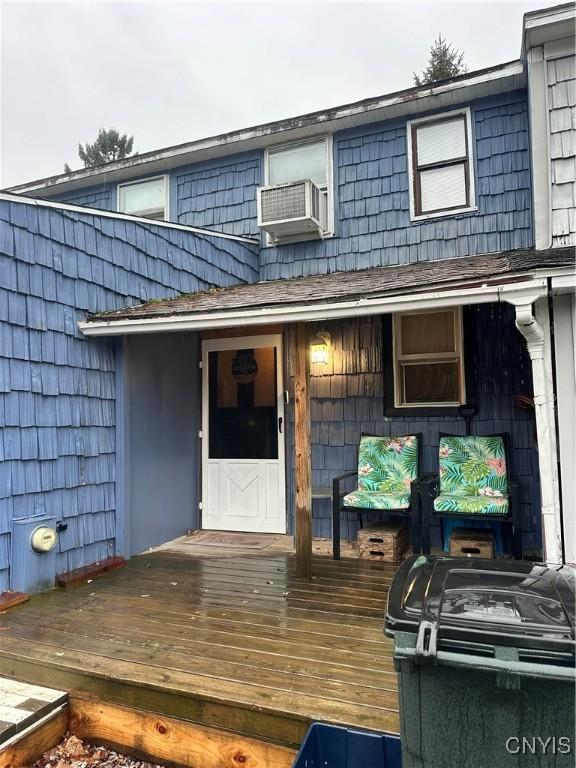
[0,546,399,748]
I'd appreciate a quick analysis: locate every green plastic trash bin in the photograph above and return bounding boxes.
[385,556,575,768]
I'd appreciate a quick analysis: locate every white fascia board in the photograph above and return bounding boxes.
[0,192,258,245]
[551,272,576,293]
[524,5,575,31]
[79,278,548,337]
[524,5,576,50]
[10,62,524,196]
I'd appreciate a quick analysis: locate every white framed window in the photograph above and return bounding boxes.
[263,136,334,241]
[117,176,168,220]
[393,307,465,407]
[407,108,476,221]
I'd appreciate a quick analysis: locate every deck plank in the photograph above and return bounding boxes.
[0,551,400,746]
[23,591,392,648]
[3,611,397,690]
[8,605,396,676]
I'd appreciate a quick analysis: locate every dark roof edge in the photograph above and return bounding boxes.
[84,247,575,324]
[6,59,524,194]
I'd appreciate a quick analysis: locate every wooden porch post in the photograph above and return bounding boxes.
[294,322,312,580]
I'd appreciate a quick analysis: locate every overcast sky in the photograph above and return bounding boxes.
[0,0,560,188]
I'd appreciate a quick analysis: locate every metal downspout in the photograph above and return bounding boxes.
[514,298,563,565]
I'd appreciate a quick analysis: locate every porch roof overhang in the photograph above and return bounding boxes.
[79,247,575,337]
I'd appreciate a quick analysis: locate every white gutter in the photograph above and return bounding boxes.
[510,291,563,565]
[79,278,547,336]
[0,192,259,245]
[551,272,576,293]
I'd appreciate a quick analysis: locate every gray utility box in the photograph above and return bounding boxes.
[385,555,575,768]
[11,516,58,594]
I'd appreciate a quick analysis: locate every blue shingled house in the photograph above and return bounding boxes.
[1,4,574,595]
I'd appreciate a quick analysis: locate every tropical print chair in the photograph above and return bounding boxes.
[332,434,422,560]
[422,434,521,559]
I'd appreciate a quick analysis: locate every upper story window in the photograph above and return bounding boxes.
[268,140,328,187]
[117,176,168,220]
[257,137,333,243]
[393,308,465,407]
[407,108,476,220]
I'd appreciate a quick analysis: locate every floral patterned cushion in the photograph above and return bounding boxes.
[434,493,509,515]
[437,435,509,515]
[357,435,419,494]
[343,490,411,510]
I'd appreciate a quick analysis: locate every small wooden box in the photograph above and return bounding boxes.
[449,527,494,559]
[358,523,409,563]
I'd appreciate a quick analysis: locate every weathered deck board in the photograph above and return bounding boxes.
[0,551,399,746]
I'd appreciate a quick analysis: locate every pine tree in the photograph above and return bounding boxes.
[77,128,135,168]
[414,36,467,86]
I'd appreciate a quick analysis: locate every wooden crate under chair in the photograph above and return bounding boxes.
[358,523,409,563]
[449,527,494,559]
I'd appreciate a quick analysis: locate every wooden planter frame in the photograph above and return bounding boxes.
[0,695,296,768]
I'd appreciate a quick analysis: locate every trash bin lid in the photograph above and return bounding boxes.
[385,556,575,662]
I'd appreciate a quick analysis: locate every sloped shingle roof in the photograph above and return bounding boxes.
[86,247,574,324]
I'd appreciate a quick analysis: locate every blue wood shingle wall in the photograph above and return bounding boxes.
[49,92,533,279]
[261,92,533,279]
[52,184,115,211]
[175,153,261,239]
[7,86,543,570]
[0,199,258,590]
[285,305,541,555]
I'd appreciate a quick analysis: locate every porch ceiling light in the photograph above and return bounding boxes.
[310,331,331,365]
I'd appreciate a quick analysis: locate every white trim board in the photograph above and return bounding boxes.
[79,278,549,337]
[552,273,576,293]
[0,191,258,244]
[552,292,576,563]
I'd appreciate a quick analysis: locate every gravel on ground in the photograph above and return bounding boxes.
[32,733,166,768]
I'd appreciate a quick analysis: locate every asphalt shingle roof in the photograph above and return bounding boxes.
[86,247,575,324]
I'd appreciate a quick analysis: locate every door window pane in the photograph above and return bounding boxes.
[209,347,278,459]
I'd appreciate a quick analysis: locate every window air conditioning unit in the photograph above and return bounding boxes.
[257,179,326,240]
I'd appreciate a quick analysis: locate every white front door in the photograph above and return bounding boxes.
[201,334,286,533]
